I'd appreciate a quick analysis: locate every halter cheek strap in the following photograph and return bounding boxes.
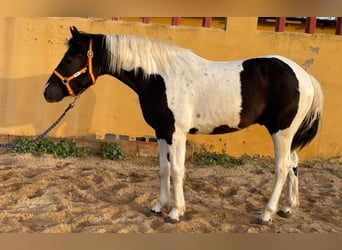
[87,39,96,84]
[53,39,96,97]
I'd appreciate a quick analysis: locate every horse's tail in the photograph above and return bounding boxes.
[291,75,324,151]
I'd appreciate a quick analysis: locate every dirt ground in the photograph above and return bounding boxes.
[0,152,341,233]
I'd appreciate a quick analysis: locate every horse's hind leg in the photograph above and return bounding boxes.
[278,151,299,218]
[150,139,171,216]
[259,130,293,223]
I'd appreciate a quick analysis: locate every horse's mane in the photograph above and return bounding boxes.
[105,35,196,77]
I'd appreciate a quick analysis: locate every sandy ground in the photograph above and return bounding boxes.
[0,153,340,233]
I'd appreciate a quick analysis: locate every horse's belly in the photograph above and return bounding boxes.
[189,94,243,134]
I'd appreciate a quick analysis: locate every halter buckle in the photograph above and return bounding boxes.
[87,50,93,58]
[62,77,69,84]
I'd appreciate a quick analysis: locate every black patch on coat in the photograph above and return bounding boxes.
[211,125,238,134]
[292,167,298,177]
[189,128,199,134]
[115,68,175,145]
[238,57,300,135]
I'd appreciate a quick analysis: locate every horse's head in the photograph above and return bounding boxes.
[44,26,99,102]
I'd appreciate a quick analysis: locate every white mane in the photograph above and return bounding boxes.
[105,35,195,77]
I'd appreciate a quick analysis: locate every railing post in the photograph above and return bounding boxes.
[172,17,181,26]
[202,17,212,28]
[305,17,317,34]
[275,17,286,32]
[336,17,342,35]
[142,17,152,24]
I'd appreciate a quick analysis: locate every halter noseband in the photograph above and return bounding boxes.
[53,39,96,97]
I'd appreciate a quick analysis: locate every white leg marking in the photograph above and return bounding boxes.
[167,130,187,222]
[280,151,299,214]
[151,139,170,213]
[260,131,293,222]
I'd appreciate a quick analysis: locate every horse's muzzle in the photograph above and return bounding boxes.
[44,82,65,103]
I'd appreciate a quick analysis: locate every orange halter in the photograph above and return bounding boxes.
[53,39,96,97]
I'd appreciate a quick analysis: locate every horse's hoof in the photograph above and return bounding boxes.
[277,210,292,218]
[165,216,180,224]
[147,210,163,217]
[255,218,272,225]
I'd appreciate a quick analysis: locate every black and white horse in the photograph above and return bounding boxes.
[44,26,323,224]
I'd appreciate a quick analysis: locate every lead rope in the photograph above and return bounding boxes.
[0,97,78,149]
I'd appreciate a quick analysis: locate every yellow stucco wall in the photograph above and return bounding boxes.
[0,17,341,160]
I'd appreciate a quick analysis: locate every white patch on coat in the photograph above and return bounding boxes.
[163,58,244,133]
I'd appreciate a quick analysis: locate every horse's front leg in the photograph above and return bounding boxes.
[166,130,187,223]
[150,139,171,216]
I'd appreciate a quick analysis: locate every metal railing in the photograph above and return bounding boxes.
[259,17,342,35]
[111,17,227,29]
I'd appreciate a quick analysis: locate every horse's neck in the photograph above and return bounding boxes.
[111,69,144,94]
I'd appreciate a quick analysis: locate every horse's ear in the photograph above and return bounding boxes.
[70,26,80,38]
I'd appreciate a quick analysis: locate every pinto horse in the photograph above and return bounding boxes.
[44,26,323,224]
